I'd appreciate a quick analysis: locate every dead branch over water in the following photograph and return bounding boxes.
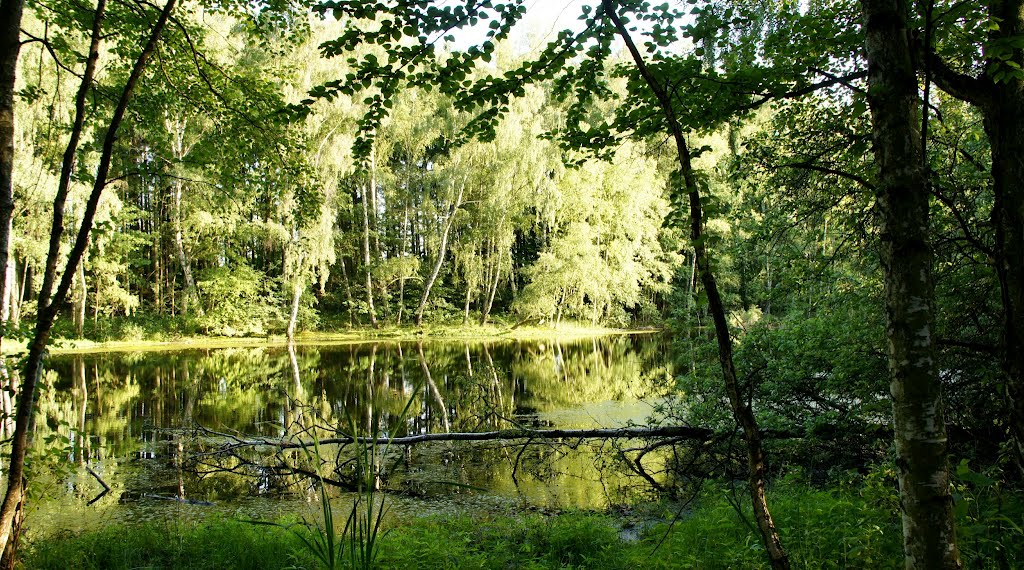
[196,425,720,451]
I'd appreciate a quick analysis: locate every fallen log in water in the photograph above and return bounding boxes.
[196,425,721,452]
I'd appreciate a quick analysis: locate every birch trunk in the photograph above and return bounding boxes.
[396,205,410,326]
[360,182,377,327]
[1,256,11,324]
[415,185,464,326]
[5,258,16,329]
[286,278,302,341]
[339,256,356,327]
[172,177,199,314]
[74,256,86,338]
[861,0,960,566]
[0,0,22,354]
[480,247,501,326]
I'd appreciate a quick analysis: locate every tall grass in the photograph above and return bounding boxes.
[23,469,1024,569]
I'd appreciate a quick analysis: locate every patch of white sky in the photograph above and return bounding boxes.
[444,0,592,52]
[444,0,695,58]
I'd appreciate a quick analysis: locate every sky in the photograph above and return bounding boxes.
[446,0,592,52]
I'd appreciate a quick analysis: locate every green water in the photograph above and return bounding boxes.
[18,334,676,536]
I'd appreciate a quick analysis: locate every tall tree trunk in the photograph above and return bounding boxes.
[172,178,199,314]
[1,257,12,324]
[360,182,377,327]
[0,361,13,440]
[286,279,302,341]
[74,254,87,338]
[603,2,790,568]
[7,258,18,328]
[0,0,177,560]
[861,0,960,567]
[369,150,388,320]
[167,117,201,314]
[396,204,410,326]
[480,252,501,326]
[415,185,464,326]
[0,0,23,354]
[339,256,356,327]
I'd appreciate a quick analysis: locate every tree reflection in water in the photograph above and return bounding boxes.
[22,334,676,524]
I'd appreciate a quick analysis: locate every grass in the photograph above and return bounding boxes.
[21,470,1023,569]
[21,519,320,570]
[5,478,915,569]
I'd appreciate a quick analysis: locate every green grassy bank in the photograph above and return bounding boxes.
[21,473,1024,569]
[2,320,654,356]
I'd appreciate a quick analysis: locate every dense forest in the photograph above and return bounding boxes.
[0,0,1022,568]
[3,6,683,340]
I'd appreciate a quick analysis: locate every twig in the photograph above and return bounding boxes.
[85,465,110,492]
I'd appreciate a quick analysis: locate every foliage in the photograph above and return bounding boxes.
[195,264,282,336]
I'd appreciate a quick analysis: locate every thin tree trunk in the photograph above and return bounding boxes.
[360,181,377,327]
[339,256,356,327]
[415,185,464,326]
[396,275,406,326]
[369,150,389,321]
[480,249,501,326]
[0,361,12,440]
[0,0,23,354]
[861,0,960,567]
[36,0,107,312]
[74,255,86,338]
[6,258,17,328]
[172,177,199,314]
[0,0,177,560]
[396,205,410,326]
[603,2,790,568]
[167,116,201,314]
[15,261,25,325]
[286,279,302,341]
[1,256,12,324]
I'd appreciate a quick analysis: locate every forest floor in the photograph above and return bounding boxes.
[2,321,659,356]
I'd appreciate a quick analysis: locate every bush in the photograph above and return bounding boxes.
[196,264,282,336]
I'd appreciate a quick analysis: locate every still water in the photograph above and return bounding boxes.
[21,333,675,536]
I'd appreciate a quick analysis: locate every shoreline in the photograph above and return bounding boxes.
[5,323,662,356]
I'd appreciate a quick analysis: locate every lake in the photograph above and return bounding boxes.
[17,333,677,536]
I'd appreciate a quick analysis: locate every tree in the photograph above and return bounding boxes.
[0,0,23,352]
[860,0,960,566]
[315,1,790,566]
[924,0,1024,472]
[0,0,178,558]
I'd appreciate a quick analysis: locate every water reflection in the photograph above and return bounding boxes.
[22,334,674,531]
